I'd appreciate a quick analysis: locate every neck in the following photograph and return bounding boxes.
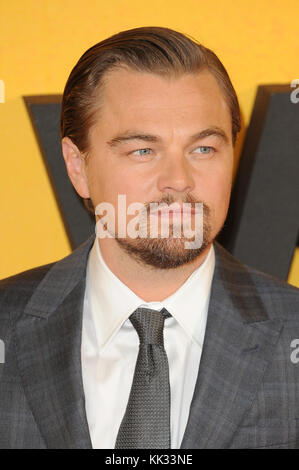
[97,237,212,302]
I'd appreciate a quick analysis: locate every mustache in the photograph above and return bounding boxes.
[143,194,209,214]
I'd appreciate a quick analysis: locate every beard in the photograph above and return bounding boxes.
[115,193,213,270]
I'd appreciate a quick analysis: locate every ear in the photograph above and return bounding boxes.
[61,136,90,198]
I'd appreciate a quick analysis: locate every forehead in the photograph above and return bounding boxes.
[91,66,231,138]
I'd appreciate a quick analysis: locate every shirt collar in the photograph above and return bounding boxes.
[86,238,215,352]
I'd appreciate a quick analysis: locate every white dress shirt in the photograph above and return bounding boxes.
[81,237,215,449]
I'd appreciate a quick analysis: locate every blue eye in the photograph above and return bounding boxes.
[132,148,151,156]
[195,146,213,154]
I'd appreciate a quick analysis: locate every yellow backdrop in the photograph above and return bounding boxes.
[0,0,298,286]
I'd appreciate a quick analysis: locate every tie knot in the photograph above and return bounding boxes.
[129,307,171,345]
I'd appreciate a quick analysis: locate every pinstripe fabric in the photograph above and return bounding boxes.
[1,233,299,448]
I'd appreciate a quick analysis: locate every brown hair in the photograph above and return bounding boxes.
[60,26,241,212]
[60,26,241,149]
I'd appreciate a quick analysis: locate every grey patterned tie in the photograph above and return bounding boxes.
[115,307,171,449]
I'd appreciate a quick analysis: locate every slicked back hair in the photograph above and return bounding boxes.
[60,26,241,157]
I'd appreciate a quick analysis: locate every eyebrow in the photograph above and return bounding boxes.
[106,126,230,148]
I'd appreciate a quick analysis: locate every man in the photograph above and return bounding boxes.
[0,26,299,449]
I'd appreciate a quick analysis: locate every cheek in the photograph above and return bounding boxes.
[87,160,140,206]
[201,166,232,198]
[200,169,232,220]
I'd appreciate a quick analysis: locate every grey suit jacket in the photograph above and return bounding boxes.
[1,234,299,449]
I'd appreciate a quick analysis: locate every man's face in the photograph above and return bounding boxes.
[81,67,234,268]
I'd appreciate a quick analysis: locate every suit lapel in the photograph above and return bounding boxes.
[180,241,283,449]
[15,235,96,449]
[15,234,284,449]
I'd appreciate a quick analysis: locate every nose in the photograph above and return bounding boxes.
[157,151,195,195]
